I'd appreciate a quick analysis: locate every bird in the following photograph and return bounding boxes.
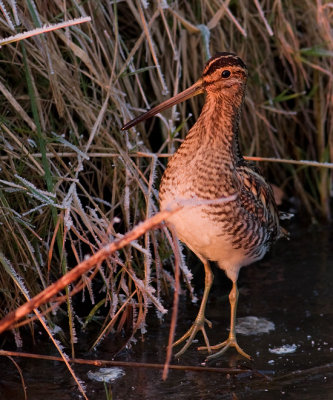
[122,52,281,361]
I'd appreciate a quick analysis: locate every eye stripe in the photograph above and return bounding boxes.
[203,53,247,77]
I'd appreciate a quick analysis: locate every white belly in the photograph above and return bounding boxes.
[160,196,263,282]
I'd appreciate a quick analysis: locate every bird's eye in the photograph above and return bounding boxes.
[221,70,231,78]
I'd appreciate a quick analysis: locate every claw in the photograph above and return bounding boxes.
[199,336,252,361]
[173,317,213,358]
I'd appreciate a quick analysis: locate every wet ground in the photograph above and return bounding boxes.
[0,222,332,399]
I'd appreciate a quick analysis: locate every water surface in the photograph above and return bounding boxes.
[0,223,332,399]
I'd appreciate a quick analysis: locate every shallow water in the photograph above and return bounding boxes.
[0,223,332,399]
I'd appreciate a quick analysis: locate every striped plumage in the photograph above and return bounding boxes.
[122,52,281,360]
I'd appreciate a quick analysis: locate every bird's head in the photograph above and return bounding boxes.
[121,52,247,131]
[201,52,248,96]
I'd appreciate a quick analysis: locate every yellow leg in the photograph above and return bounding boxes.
[173,259,213,358]
[198,280,252,361]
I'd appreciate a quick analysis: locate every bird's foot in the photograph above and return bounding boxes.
[172,317,212,358]
[198,336,252,361]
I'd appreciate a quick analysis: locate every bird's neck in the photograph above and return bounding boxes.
[188,91,245,166]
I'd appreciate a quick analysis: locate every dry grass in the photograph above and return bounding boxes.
[0,0,332,364]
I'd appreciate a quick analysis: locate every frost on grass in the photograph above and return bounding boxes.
[82,274,95,305]
[51,131,89,160]
[0,253,31,298]
[22,204,47,216]
[9,0,20,26]
[15,174,57,205]
[0,17,91,47]
[62,182,76,230]
[0,0,15,30]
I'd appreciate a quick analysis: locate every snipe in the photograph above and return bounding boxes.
[122,52,281,361]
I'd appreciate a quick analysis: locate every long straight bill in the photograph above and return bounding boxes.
[121,79,204,131]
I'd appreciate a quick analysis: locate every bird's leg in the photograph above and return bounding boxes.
[198,280,252,361]
[173,259,213,358]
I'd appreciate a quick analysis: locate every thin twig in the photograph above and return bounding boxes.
[245,156,333,169]
[3,355,27,400]
[253,0,274,36]
[0,350,248,375]
[162,227,181,380]
[1,152,332,168]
